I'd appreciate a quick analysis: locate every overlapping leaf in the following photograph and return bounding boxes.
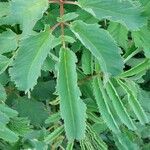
[11,0,49,36]
[105,80,136,130]
[132,27,150,58]
[117,80,148,124]
[57,48,87,140]
[93,76,120,133]
[0,30,18,54]
[108,22,128,49]
[9,29,60,91]
[78,0,146,30]
[70,20,124,76]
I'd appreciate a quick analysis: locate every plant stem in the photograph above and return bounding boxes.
[49,0,78,5]
[59,0,65,48]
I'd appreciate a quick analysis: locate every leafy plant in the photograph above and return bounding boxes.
[0,0,150,149]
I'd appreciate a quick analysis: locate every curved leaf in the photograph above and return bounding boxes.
[70,20,124,76]
[0,30,18,54]
[57,48,87,141]
[93,76,120,133]
[117,80,148,124]
[105,80,136,130]
[78,0,146,30]
[11,0,49,36]
[9,29,59,91]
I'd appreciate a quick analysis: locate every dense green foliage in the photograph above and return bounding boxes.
[0,0,150,149]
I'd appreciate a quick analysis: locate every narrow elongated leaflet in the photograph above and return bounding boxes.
[0,83,7,102]
[57,48,86,141]
[44,126,64,143]
[105,80,136,130]
[117,80,148,124]
[93,76,120,133]
[82,49,93,75]
[9,29,60,91]
[78,0,146,30]
[70,20,124,76]
[132,27,150,58]
[118,59,150,78]
[0,124,19,143]
[0,55,11,75]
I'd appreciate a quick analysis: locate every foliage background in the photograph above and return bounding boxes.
[0,0,150,149]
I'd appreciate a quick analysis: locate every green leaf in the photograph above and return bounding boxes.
[119,59,150,78]
[0,124,19,143]
[66,142,74,150]
[0,111,10,125]
[0,83,6,102]
[70,20,124,76]
[105,80,136,130]
[9,29,60,91]
[117,80,148,124]
[82,48,93,75]
[0,30,18,54]
[93,76,120,133]
[0,104,18,118]
[44,126,64,143]
[0,55,12,75]
[132,27,150,58]
[14,97,49,127]
[57,48,87,141]
[57,12,79,22]
[108,22,128,49]
[11,0,49,36]
[0,2,10,18]
[8,117,31,136]
[78,0,146,30]
[45,112,61,124]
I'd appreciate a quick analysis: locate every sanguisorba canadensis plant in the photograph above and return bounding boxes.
[0,0,150,149]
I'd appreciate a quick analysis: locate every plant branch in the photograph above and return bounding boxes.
[59,0,65,48]
[49,0,79,5]
[78,73,103,85]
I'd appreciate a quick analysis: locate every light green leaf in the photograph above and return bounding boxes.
[0,30,18,54]
[0,123,19,143]
[70,20,124,76]
[119,59,150,78]
[78,0,146,30]
[66,142,74,150]
[0,111,10,125]
[11,0,49,36]
[0,104,18,118]
[117,80,148,124]
[57,48,87,141]
[0,83,7,102]
[82,48,93,75]
[108,22,128,49]
[44,126,64,143]
[0,55,12,75]
[9,29,60,91]
[132,27,150,58]
[57,12,79,22]
[105,80,136,130]
[93,76,120,133]
[0,2,10,18]
[45,112,61,124]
